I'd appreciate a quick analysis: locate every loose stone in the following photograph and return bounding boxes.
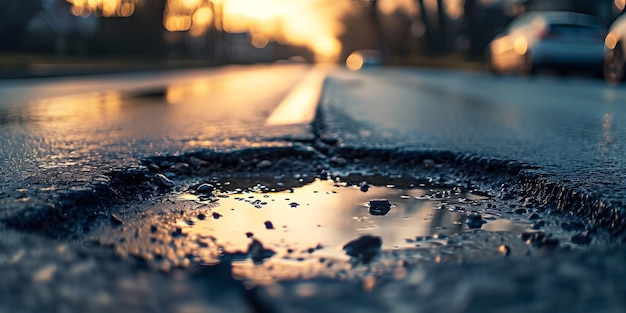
[256,160,273,169]
[196,183,215,194]
[466,214,485,229]
[154,174,175,188]
[111,213,124,225]
[369,199,392,216]
[343,235,382,263]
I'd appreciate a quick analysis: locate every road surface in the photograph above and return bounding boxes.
[1,64,626,313]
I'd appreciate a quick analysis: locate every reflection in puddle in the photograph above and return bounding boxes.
[96,175,586,284]
[177,178,527,262]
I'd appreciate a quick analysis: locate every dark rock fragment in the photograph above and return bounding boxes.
[153,174,175,188]
[369,199,392,216]
[264,221,274,229]
[110,213,124,226]
[359,181,370,192]
[196,183,215,194]
[342,235,382,263]
[256,160,273,169]
[466,214,485,229]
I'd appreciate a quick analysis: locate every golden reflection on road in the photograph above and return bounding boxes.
[180,179,508,259]
[171,178,529,283]
[0,66,310,168]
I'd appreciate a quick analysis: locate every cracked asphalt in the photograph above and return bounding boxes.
[1,64,625,313]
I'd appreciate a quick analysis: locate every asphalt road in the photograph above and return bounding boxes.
[1,64,626,312]
[5,64,624,203]
[322,68,626,209]
[0,65,315,218]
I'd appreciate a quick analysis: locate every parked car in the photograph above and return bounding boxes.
[486,11,607,77]
[604,14,626,85]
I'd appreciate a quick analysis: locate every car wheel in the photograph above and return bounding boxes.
[604,47,625,85]
[519,52,535,77]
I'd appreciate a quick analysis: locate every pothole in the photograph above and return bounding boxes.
[89,173,610,284]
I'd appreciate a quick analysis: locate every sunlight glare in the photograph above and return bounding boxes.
[67,0,352,62]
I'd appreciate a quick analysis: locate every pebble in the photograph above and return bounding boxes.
[256,160,273,169]
[150,225,158,233]
[212,212,222,219]
[369,199,392,216]
[264,221,275,229]
[147,163,160,172]
[466,214,485,229]
[342,235,382,263]
[359,181,370,193]
[196,183,215,194]
[154,174,175,188]
[110,213,124,225]
[197,213,206,220]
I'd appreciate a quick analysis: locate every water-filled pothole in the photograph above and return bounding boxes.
[93,174,603,283]
[176,178,530,258]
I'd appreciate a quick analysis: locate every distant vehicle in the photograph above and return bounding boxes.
[604,14,626,85]
[486,11,607,77]
[346,49,382,71]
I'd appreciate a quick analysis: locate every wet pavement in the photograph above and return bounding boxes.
[0,65,313,220]
[1,64,626,312]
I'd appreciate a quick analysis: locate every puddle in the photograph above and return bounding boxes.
[93,174,607,284]
[175,178,528,259]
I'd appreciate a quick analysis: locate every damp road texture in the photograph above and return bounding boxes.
[0,65,626,312]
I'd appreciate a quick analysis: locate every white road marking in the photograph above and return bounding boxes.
[265,65,330,125]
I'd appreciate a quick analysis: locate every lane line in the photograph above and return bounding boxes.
[265,65,330,126]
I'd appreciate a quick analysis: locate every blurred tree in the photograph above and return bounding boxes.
[416,0,435,54]
[98,0,167,56]
[0,0,43,51]
[464,0,482,56]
